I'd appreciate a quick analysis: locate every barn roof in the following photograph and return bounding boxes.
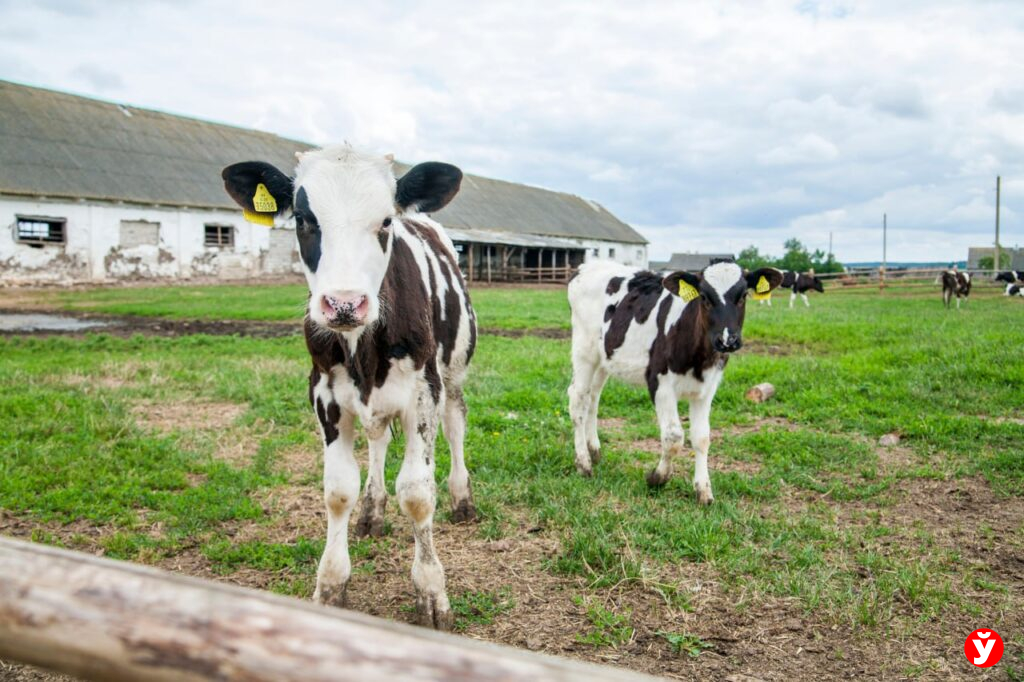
[650,252,736,272]
[0,80,646,245]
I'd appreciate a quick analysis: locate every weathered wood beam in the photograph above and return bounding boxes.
[0,537,657,682]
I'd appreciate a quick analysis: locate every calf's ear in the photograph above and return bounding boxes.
[663,271,702,297]
[396,162,463,213]
[746,267,784,292]
[222,161,294,215]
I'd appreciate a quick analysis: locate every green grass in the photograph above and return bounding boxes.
[1,283,1021,643]
[49,281,572,329]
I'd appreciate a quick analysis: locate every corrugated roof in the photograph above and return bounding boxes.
[654,252,736,271]
[0,80,646,245]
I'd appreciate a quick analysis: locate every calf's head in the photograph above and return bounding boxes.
[223,146,461,332]
[810,276,825,293]
[663,261,783,353]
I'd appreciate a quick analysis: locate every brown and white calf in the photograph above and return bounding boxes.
[568,260,783,504]
[222,146,476,629]
[942,270,972,309]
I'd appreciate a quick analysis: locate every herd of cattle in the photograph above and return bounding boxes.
[220,146,1021,629]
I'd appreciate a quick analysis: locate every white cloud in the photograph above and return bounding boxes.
[1,0,1023,263]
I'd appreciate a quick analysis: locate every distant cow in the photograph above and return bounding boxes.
[781,271,824,308]
[942,270,972,309]
[1005,283,1023,297]
[222,146,476,630]
[996,270,1023,285]
[567,259,783,504]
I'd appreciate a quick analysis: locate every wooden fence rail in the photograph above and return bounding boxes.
[0,537,657,682]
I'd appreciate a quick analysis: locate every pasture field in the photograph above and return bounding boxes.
[1,282,1022,680]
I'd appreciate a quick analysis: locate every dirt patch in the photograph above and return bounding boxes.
[479,326,570,339]
[0,308,300,339]
[131,400,247,435]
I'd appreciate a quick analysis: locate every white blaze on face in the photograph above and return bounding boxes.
[702,262,743,305]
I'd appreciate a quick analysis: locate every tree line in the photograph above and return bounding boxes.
[736,238,844,274]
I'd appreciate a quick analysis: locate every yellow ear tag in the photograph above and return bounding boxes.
[751,275,771,301]
[243,209,274,227]
[678,281,700,303]
[252,183,277,213]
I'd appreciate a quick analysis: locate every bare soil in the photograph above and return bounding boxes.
[3,467,1021,681]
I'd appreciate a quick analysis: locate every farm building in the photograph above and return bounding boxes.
[0,80,647,285]
[967,246,1024,270]
[648,251,735,272]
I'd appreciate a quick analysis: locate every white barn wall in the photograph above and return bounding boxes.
[0,195,301,284]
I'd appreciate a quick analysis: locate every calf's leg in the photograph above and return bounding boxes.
[789,291,796,309]
[313,407,358,607]
[355,419,390,538]
[398,385,453,630]
[443,386,476,523]
[647,385,684,487]
[568,356,599,476]
[584,368,609,465]
[801,293,810,307]
[689,395,714,505]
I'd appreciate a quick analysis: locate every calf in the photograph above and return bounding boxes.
[568,259,783,504]
[942,270,972,309]
[222,146,477,630]
[1006,283,1024,297]
[778,270,824,308]
[996,270,1024,285]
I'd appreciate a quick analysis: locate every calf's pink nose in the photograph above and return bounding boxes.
[321,292,368,321]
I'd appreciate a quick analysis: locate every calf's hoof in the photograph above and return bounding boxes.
[646,467,670,488]
[416,593,454,631]
[355,500,386,538]
[314,582,348,609]
[451,498,477,523]
[694,484,715,506]
[575,461,593,478]
[588,444,601,465]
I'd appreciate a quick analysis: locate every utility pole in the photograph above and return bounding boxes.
[828,231,833,260]
[881,213,887,290]
[995,176,1001,273]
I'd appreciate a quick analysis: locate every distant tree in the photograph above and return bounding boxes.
[737,245,770,270]
[776,238,813,272]
[736,238,844,274]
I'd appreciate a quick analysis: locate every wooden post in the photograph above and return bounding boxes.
[0,538,654,682]
[467,243,474,282]
[486,244,492,283]
[538,249,543,282]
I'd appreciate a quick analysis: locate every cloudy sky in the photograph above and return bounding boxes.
[2,0,1023,262]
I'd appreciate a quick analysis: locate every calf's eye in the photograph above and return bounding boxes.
[382,217,392,227]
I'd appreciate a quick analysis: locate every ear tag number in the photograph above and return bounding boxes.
[243,209,274,227]
[252,183,278,213]
[752,275,771,300]
[678,281,700,302]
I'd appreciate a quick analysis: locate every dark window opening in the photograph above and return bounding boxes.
[16,216,66,247]
[204,224,234,248]
[609,247,616,259]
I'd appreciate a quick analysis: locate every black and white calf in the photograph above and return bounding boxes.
[941,270,972,309]
[770,270,824,308]
[1005,283,1024,297]
[996,271,1024,285]
[222,146,477,630]
[568,260,783,504]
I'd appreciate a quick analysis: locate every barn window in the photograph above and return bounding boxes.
[609,247,616,259]
[636,249,643,260]
[119,220,159,248]
[592,248,599,257]
[204,224,234,248]
[15,215,66,247]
